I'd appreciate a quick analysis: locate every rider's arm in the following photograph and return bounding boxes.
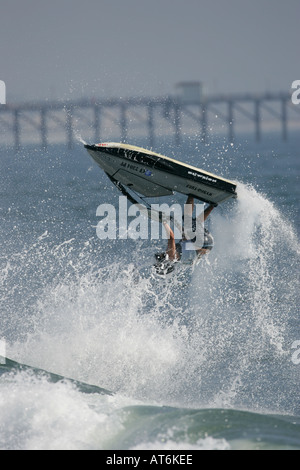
[203,204,215,221]
[163,221,177,261]
[194,203,215,224]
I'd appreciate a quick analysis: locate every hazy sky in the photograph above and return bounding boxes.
[0,0,298,102]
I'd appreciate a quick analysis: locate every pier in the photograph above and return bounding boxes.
[0,90,299,149]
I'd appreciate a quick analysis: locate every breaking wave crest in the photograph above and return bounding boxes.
[1,182,299,415]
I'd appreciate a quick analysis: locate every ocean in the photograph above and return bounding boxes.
[0,130,299,451]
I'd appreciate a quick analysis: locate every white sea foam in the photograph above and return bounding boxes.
[0,371,123,450]
[131,437,231,451]
[4,181,300,413]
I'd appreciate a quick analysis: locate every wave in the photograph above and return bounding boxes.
[1,182,299,416]
[0,358,299,450]
[0,357,112,395]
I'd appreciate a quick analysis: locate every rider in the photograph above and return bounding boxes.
[154,196,215,275]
